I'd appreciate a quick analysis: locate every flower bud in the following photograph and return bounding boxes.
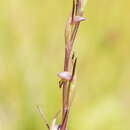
[50,125,59,130]
[73,16,86,23]
[57,71,72,81]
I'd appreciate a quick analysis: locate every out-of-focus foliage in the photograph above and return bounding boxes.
[0,0,130,130]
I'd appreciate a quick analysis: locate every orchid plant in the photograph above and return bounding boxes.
[37,0,86,129]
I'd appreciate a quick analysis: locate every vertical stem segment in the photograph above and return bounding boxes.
[60,0,86,129]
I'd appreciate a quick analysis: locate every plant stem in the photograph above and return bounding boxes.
[60,0,86,129]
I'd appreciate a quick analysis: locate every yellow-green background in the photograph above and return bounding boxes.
[0,0,130,130]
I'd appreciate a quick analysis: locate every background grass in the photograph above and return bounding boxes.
[0,0,130,130]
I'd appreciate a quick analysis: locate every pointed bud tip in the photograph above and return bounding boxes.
[73,16,86,23]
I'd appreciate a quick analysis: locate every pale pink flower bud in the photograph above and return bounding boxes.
[73,16,86,23]
[50,125,59,130]
[57,71,72,81]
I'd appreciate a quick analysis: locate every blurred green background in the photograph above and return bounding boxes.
[0,0,130,130]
